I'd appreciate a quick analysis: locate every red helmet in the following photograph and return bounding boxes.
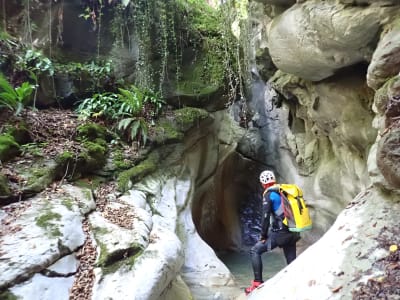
[259,170,276,185]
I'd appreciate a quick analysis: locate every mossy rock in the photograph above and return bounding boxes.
[0,173,11,199]
[117,152,159,192]
[6,122,31,144]
[20,160,58,195]
[0,290,18,300]
[56,150,75,166]
[35,211,62,237]
[111,149,135,171]
[149,120,184,145]
[74,176,107,190]
[0,134,20,162]
[99,245,144,275]
[166,52,229,111]
[75,139,108,175]
[77,123,109,142]
[174,107,210,132]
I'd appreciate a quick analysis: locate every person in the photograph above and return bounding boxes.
[245,170,301,295]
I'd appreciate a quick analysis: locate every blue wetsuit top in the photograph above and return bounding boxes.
[260,190,285,239]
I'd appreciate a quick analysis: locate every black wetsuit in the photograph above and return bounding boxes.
[250,188,300,282]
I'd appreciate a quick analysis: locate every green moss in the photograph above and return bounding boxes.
[176,81,219,96]
[56,151,74,164]
[0,291,18,300]
[151,121,184,145]
[20,142,45,157]
[78,140,107,172]
[95,237,144,272]
[92,226,110,236]
[98,244,144,275]
[0,134,20,162]
[21,161,57,194]
[176,0,220,36]
[75,176,105,190]
[117,152,159,192]
[77,123,108,141]
[35,211,62,237]
[96,240,109,268]
[83,140,106,155]
[61,198,74,211]
[112,149,133,170]
[175,107,209,131]
[6,123,31,144]
[374,76,398,113]
[0,173,11,197]
[25,166,53,189]
[93,137,107,148]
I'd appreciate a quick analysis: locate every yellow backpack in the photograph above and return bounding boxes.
[269,184,312,232]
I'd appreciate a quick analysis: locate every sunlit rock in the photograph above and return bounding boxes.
[248,187,400,300]
[0,184,93,289]
[267,1,391,81]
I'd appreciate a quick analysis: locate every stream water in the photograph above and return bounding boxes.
[218,249,286,289]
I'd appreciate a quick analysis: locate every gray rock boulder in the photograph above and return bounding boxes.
[267,1,393,81]
[0,184,95,291]
[367,24,400,90]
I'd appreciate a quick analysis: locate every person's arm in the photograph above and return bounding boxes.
[260,192,272,241]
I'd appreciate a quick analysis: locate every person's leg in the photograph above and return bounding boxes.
[249,240,269,282]
[282,233,300,264]
[245,235,279,294]
[245,234,280,294]
[282,242,296,264]
[245,240,271,295]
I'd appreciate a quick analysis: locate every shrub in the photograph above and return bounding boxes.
[0,74,34,115]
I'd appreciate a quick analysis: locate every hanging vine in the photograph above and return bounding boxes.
[78,0,249,113]
[2,0,6,33]
[24,0,33,45]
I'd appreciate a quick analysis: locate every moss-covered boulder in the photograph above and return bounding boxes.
[20,160,59,195]
[117,152,159,192]
[149,120,184,146]
[0,290,17,300]
[6,123,31,144]
[0,173,11,200]
[77,122,110,142]
[169,82,228,112]
[165,50,229,112]
[0,134,20,162]
[74,139,108,175]
[175,107,210,132]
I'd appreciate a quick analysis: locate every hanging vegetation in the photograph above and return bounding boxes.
[0,0,251,143]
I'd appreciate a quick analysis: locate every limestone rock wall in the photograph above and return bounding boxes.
[0,110,246,300]
[244,0,400,298]
[246,0,400,238]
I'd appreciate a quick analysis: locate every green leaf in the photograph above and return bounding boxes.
[0,74,16,96]
[118,118,134,131]
[129,120,141,141]
[0,92,17,103]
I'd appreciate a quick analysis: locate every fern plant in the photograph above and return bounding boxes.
[0,74,34,115]
[117,117,148,146]
[116,85,164,147]
[117,86,144,117]
[76,92,120,120]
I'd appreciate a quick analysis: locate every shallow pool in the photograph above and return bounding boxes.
[218,248,287,289]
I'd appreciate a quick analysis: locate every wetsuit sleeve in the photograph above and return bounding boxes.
[260,191,272,240]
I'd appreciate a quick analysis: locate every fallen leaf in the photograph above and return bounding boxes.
[331,286,343,293]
